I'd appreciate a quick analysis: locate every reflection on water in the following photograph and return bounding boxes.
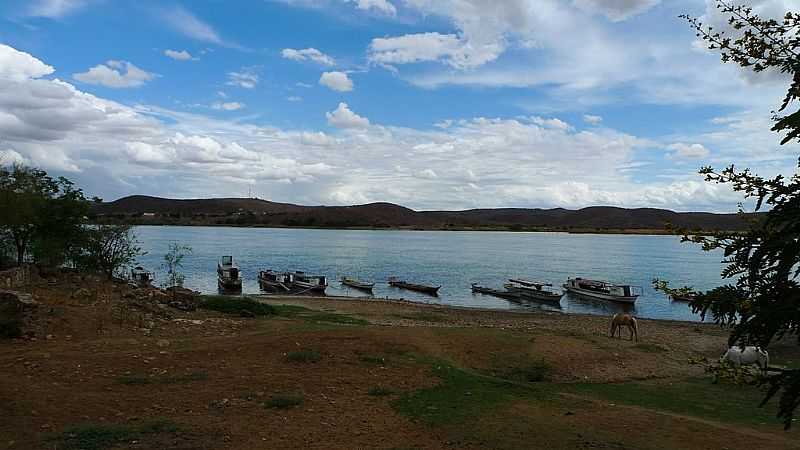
[134,226,723,322]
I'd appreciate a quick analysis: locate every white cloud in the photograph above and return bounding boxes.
[25,0,88,18]
[0,44,55,81]
[164,49,193,61]
[73,60,156,88]
[369,32,502,70]
[326,102,369,128]
[346,0,397,15]
[572,0,660,21]
[300,131,336,146]
[0,149,29,166]
[211,102,245,111]
[160,5,225,46]
[287,96,303,102]
[296,82,313,88]
[281,48,335,66]
[319,71,354,92]
[416,168,437,179]
[583,114,603,125]
[226,69,259,89]
[667,143,710,159]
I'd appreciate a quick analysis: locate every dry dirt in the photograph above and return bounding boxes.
[1,276,798,449]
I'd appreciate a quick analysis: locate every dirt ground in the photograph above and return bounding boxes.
[1,276,799,449]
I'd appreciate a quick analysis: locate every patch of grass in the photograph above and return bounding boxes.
[392,363,546,427]
[392,313,447,323]
[635,342,669,353]
[285,349,322,363]
[496,359,550,383]
[303,312,368,325]
[566,378,781,427]
[265,394,304,409]
[117,371,208,385]
[50,419,177,450]
[271,304,312,317]
[368,386,395,396]
[359,354,387,365]
[198,296,274,316]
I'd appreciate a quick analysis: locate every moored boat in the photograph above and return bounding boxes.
[470,283,518,300]
[504,279,563,302]
[217,256,242,293]
[258,270,292,292]
[388,277,440,296]
[130,266,154,288]
[670,292,698,302]
[291,271,328,295]
[563,277,640,303]
[341,276,375,292]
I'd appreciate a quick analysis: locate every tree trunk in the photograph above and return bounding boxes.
[13,234,25,267]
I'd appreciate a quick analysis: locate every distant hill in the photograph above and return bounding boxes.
[91,195,753,233]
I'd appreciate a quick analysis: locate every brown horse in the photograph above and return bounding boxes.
[610,313,638,342]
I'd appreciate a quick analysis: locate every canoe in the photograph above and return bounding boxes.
[341,277,375,291]
[388,278,440,296]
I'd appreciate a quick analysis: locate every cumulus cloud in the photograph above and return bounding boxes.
[667,143,710,159]
[164,49,193,61]
[211,102,245,111]
[226,69,259,89]
[0,149,29,165]
[0,44,55,81]
[326,103,369,128]
[25,0,88,18]
[73,60,156,88]
[319,71,354,92]
[281,48,335,66]
[583,114,603,125]
[572,0,660,21]
[369,32,502,70]
[346,0,397,15]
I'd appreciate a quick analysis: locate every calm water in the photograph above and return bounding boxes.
[134,226,725,322]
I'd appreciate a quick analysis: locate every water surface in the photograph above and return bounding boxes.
[134,226,724,322]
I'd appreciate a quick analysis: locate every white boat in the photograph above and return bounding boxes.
[563,277,640,303]
[504,279,563,302]
[217,256,242,292]
[291,271,328,294]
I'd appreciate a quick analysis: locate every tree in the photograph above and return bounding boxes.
[77,225,143,280]
[664,1,800,428]
[161,243,192,292]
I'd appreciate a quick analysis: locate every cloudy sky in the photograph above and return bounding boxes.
[0,0,797,211]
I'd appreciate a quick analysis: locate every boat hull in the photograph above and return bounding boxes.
[218,278,242,293]
[564,286,637,303]
[506,286,563,302]
[471,285,518,300]
[341,279,374,292]
[389,281,440,296]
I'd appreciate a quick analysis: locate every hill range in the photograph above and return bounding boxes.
[90,195,752,233]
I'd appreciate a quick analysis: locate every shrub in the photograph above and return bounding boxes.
[265,394,303,409]
[198,296,274,316]
[285,349,321,363]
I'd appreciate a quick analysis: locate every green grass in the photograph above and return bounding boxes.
[302,312,368,325]
[359,354,387,365]
[50,420,177,450]
[495,359,550,383]
[285,349,322,363]
[565,378,781,427]
[392,313,447,323]
[634,342,669,353]
[265,394,304,409]
[117,371,208,385]
[368,386,395,396]
[392,363,546,427]
[198,296,274,316]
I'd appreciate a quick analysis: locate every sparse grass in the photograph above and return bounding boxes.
[285,349,322,363]
[496,359,550,383]
[635,342,669,353]
[392,363,546,427]
[368,386,395,396]
[303,312,368,325]
[265,394,304,409]
[117,371,208,385]
[359,354,387,365]
[271,304,312,317]
[198,296,274,316]
[392,313,447,323]
[50,419,177,450]
[565,378,781,427]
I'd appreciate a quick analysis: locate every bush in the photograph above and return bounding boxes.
[265,394,303,409]
[198,296,275,316]
[368,386,394,396]
[285,349,321,363]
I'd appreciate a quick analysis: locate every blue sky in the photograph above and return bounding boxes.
[0,0,797,211]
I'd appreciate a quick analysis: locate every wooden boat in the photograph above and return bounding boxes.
[670,292,698,302]
[388,277,440,296]
[563,277,640,303]
[504,279,563,302]
[341,276,375,292]
[258,270,292,293]
[470,283,518,300]
[130,266,153,288]
[217,256,242,293]
[290,271,328,295]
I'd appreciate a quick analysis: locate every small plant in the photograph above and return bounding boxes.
[368,386,395,396]
[50,420,177,450]
[265,394,303,409]
[359,355,387,365]
[285,349,321,363]
[198,296,274,316]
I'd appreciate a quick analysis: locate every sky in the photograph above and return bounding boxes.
[0,0,798,212]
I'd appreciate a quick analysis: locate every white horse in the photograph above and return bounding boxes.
[721,346,769,372]
[610,313,638,342]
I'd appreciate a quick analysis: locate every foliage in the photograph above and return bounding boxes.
[76,225,143,279]
[49,420,178,450]
[285,349,322,363]
[264,394,304,409]
[672,0,800,428]
[0,164,91,266]
[161,242,192,290]
[368,386,395,396]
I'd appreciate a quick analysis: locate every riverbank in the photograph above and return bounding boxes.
[2,276,798,449]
